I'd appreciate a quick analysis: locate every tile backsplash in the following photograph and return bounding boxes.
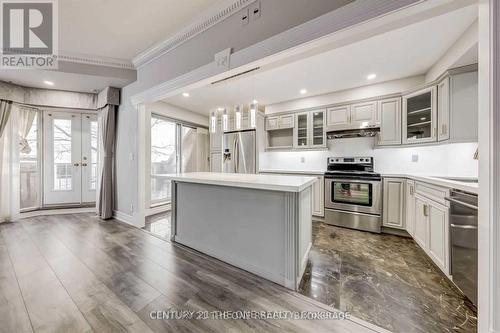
[259,137,478,177]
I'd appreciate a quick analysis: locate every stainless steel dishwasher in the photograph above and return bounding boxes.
[446,190,478,305]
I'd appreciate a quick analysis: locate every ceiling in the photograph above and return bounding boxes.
[164,5,478,115]
[59,0,220,61]
[0,69,132,92]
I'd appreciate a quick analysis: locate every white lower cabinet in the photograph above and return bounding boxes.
[428,202,449,272]
[405,180,416,237]
[382,178,405,229]
[414,194,428,249]
[413,191,450,276]
[383,178,450,276]
[312,176,324,217]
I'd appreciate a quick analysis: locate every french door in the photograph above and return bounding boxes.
[43,111,98,206]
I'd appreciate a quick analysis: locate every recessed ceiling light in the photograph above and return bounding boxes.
[300,89,307,94]
[367,73,377,80]
[182,92,190,97]
[43,80,54,86]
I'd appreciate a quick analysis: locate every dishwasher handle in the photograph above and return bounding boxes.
[445,197,478,211]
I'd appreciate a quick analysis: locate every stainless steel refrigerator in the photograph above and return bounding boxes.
[222,130,256,174]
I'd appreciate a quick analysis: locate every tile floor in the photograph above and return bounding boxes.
[298,222,477,333]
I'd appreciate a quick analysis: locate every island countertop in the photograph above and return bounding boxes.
[161,172,316,192]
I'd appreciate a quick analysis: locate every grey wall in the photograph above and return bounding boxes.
[114,0,418,220]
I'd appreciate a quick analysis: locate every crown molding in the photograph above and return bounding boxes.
[58,51,135,70]
[132,0,256,69]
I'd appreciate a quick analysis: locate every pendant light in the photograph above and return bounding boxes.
[249,100,257,128]
[235,104,242,130]
[221,108,228,131]
[210,111,217,133]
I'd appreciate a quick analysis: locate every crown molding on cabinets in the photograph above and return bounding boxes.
[132,0,257,69]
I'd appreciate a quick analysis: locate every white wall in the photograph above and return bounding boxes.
[260,138,478,177]
[147,101,208,126]
[265,76,424,114]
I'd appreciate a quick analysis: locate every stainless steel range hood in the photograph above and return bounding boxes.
[327,126,380,139]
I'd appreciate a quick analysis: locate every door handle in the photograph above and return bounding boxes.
[450,223,477,230]
[73,163,80,167]
[82,163,88,167]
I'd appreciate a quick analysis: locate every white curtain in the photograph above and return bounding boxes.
[18,107,37,154]
[0,103,20,223]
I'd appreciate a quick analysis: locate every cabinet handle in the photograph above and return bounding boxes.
[423,204,429,217]
[410,185,414,196]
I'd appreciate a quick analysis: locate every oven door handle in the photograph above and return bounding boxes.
[325,178,381,184]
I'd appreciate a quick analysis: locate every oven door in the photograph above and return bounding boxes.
[325,178,382,215]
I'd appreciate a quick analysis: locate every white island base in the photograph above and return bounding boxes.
[168,172,315,290]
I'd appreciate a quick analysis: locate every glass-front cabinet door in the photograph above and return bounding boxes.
[294,112,309,148]
[293,109,326,148]
[311,110,325,147]
[402,86,437,144]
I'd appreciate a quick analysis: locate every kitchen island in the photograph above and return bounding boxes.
[166,172,316,290]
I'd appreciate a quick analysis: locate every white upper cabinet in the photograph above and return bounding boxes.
[326,105,350,128]
[402,86,437,144]
[377,97,402,146]
[293,110,326,149]
[266,114,295,130]
[382,178,405,230]
[437,77,450,141]
[265,116,280,130]
[449,71,478,143]
[350,101,377,127]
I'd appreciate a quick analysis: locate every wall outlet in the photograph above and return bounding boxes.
[241,7,249,25]
[300,156,305,163]
[411,154,419,162]
[250,1,261,20]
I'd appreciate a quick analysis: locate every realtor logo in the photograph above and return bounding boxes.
[1,0,58,69]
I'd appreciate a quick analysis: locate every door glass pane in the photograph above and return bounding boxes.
[53,118,72,191]
[297,114,308,146]
[181,126,197,172]
[312,111,324,145]
[407,92,432,140]
[151,117,177,203]
[332,182,371,206]
[90,120,98,190]
[20,113,38,209]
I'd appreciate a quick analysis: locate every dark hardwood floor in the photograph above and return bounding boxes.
[0,213,377,333]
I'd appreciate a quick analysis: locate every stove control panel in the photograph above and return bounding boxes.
[328,157,373,164]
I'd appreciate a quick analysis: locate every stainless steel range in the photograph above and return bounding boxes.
[324,157,382,233]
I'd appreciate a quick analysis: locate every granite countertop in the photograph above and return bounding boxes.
[159,172,316,192]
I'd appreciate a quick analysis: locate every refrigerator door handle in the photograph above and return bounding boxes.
[233,136,238,173]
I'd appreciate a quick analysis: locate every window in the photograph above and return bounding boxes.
[90,120,98,190]
[53,118,72,191]
[151,116,177,203]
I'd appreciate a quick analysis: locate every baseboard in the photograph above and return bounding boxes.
[113,210,134,225]
[19,207,96,219]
